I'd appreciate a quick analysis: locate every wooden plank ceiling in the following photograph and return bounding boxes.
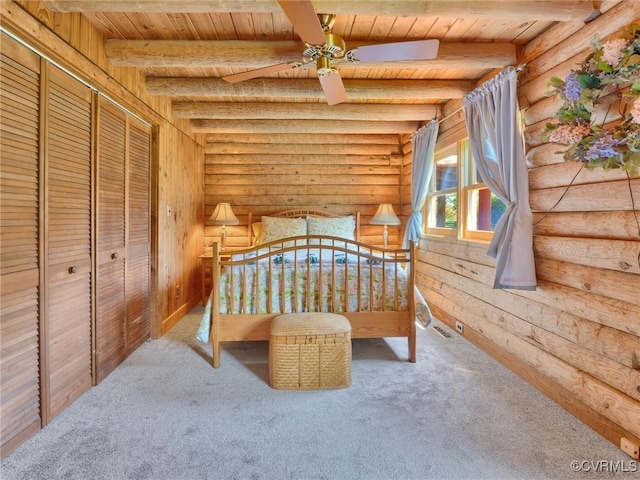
[40,0,604,137]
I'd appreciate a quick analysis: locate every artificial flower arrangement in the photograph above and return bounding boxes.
[544,24,640,177]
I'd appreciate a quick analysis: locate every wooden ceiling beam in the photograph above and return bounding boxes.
[191,119,420,134]
[173,102,440,121]
[204,143,398,156]
[206,133,401,145]
[106,40,516,69]
[41,0,600,21]
[146,78,472,100]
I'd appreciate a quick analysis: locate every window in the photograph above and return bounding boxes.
[460,140,506,241]
[425,145,458,235]
[424,139,505,242]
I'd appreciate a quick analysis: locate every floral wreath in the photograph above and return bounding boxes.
[544,24,640,177]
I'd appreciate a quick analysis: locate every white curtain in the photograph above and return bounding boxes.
[402,119,439,249]
[462,67,536,290]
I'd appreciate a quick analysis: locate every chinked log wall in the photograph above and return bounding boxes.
[204,134,405,249]
[410,2,640,450]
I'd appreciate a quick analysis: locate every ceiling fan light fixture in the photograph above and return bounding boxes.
[316,56,336,76]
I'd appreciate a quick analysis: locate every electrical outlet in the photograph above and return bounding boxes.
[455,321,464,334]
[621,437,640,459]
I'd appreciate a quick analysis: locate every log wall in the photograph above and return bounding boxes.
[4,1,205,336]
[204,135,405,248]
[413,4,640,451]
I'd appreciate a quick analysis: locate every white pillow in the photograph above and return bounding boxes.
[307,215,355,244]
[261,216,307,245]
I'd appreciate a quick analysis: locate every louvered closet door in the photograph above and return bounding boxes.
[126,120,151,351]
[95,99,127,383]
[0,34,42,456]
[44,65,93,420]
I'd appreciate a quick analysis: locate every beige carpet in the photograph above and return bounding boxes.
[0,305,631,480]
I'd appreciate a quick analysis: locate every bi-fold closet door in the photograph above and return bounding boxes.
[0,34,45,455]
[0,36,93,454]
[42,62,94,421]
[94,98,151,384]
[0,33,151,457]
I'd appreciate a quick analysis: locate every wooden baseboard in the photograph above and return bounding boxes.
[160,294,201,335]
[429,304,640,451]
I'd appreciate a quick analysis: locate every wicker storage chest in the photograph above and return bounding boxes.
[269,313,352,390]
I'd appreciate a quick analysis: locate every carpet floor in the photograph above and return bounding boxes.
[0,305,632,480]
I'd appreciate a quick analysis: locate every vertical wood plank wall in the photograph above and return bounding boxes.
[412,8,640,449]
[203,134,404,249]
[157,127,204,335]
[6,0,206,335]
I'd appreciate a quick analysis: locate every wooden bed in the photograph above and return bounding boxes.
[199,210,425,367]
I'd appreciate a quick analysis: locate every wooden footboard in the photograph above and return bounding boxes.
[209,237,416,367]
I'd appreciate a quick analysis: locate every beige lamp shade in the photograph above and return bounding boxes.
[370,203,400,248]
[210,203,239,226]
[370,203,401,226]
[210,203,239,251]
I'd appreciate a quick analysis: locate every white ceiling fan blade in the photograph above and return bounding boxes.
[277,0,327,46]
[318,72,348,105]
[222,63,296,84]
[348,39,440,63]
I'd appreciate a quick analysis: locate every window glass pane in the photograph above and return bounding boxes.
[474,165,483,184]
[435,155,457,190]
[428,193,457,229]
[467,188,505,232]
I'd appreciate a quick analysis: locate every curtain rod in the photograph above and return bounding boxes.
[437,64,527,125]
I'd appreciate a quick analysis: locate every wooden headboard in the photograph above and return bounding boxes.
[247,210,361,243]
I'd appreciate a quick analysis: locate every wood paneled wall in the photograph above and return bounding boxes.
[203,134,405,249]
[413,6,640,451]
[156,127,204,335]
[4,1,205,337]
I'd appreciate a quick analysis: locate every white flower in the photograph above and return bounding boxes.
[601,38,628,66]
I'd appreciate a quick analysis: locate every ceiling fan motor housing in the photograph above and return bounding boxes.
[303,32,346,74]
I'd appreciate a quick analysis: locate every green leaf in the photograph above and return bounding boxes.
[596,61,613,74]
[624,54,640,67]
[548,76,565,88]
[579,74,600,88]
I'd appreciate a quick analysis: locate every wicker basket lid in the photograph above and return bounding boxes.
[271,313,351,336]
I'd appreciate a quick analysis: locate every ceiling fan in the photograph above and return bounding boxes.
[222,0,439,105]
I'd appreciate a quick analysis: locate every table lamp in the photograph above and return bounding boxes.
[210,203,239,251]
[370,203,401,248]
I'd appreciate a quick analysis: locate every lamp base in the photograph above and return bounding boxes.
[220,225,227,251]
